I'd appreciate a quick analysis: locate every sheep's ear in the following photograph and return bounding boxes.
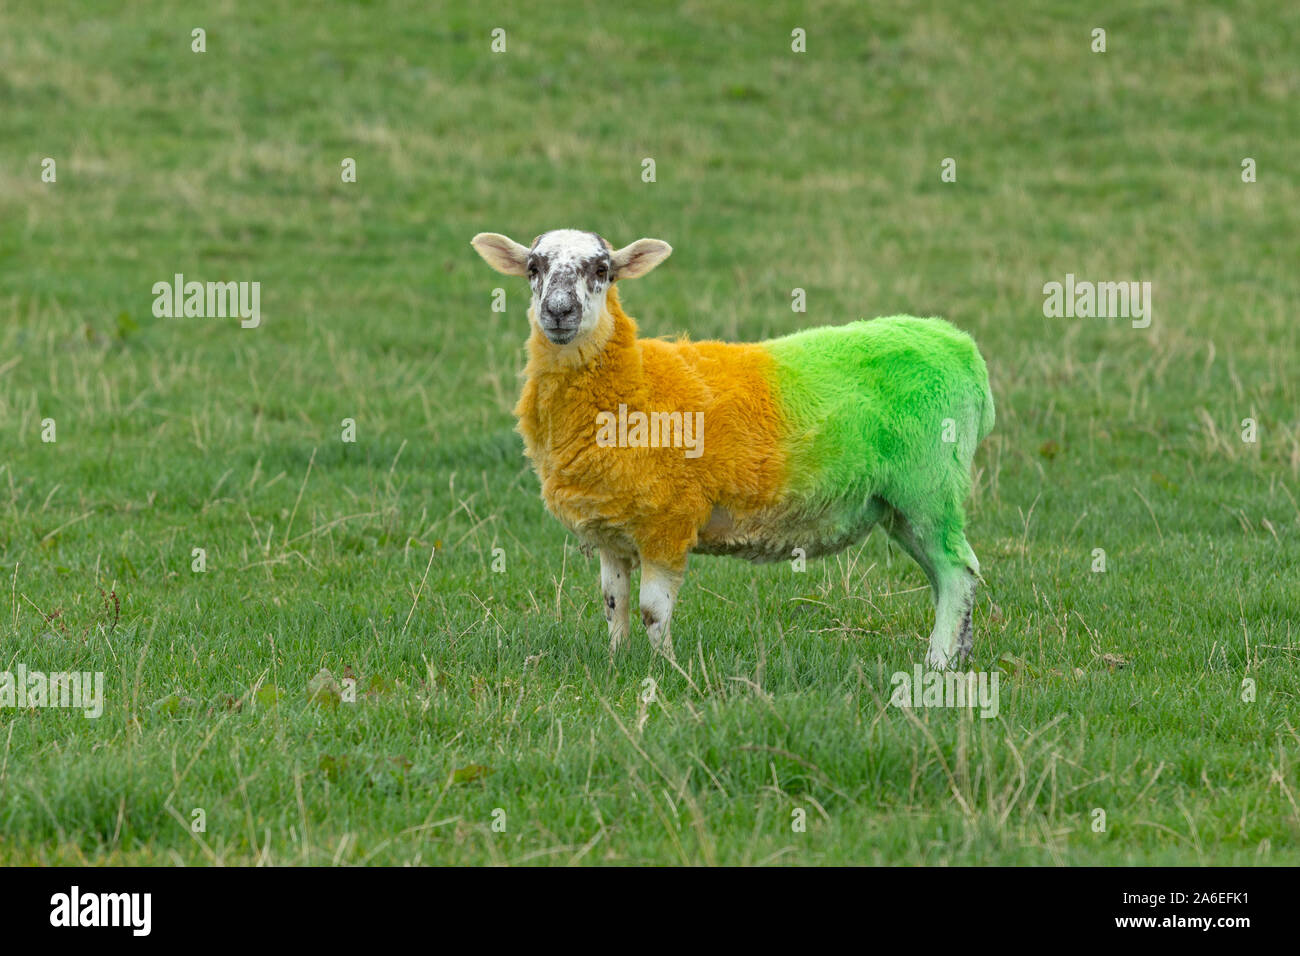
[471,233,530,277]
[612,238,672,279]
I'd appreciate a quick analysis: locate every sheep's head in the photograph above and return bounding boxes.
[471,229,672,345]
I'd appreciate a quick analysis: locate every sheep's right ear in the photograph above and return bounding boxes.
[471,233,530,277]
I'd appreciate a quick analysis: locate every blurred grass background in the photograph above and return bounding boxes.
[0,0,1297,864]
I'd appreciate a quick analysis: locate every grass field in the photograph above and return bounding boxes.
[1,0,1298,865]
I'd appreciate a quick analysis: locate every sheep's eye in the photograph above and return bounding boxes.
[594,264,608,280]
[527,263,539,278]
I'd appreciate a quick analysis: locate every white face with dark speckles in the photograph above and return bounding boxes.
[526,230,613,345]
[470,229,673,347]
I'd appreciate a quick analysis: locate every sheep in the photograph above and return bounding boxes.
[470,229,995,670]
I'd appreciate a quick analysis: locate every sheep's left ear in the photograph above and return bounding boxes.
[471,233,530,277]
[612,238,672,279]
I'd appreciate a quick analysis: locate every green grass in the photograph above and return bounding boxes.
[1,0,1298,865]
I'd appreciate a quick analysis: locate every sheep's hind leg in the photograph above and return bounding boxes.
[924,565,977,670]
[639,560,684,659]
[600,549,633,654]
[882,505,979,671]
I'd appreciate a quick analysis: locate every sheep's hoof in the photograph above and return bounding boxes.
[925,646,956,671]
[648,631,674,661]
[608,628,630,655]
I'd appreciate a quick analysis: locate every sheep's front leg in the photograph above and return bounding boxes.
[639,560,684,659]
[600,549,633,654]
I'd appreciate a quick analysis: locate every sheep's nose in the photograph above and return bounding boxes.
[544,300,579,325]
